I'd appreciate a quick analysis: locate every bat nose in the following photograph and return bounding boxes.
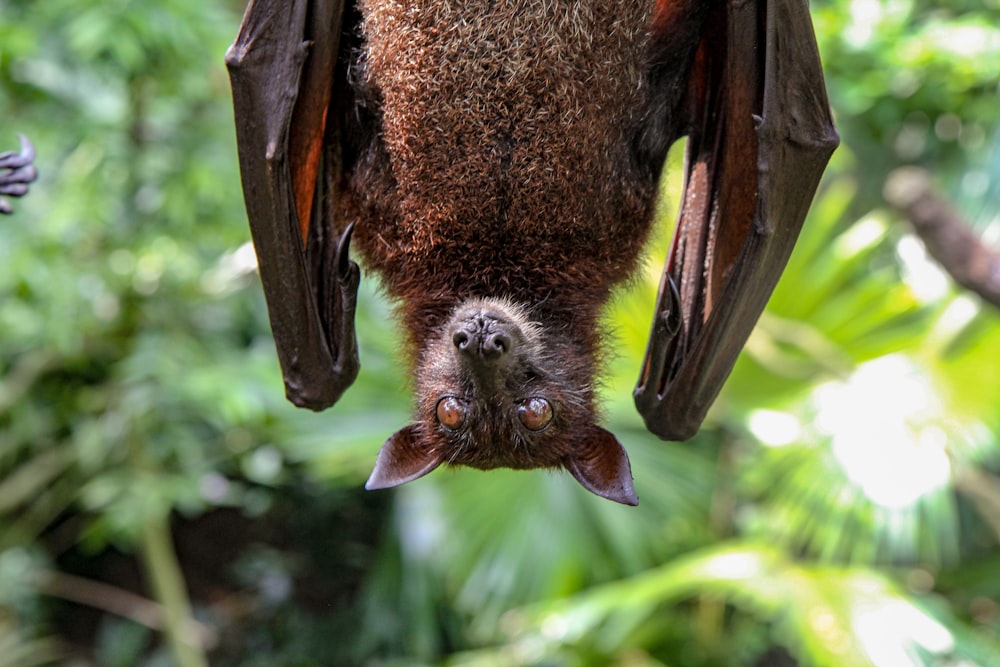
[452,326,512,361]
[451,311,516,364]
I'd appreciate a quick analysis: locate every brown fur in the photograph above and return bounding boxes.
[344,0,656,334]
[337,0,671,499]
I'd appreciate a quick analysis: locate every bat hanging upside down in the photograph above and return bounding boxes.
[226,0,838,504]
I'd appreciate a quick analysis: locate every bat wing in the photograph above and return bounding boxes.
[226,0,360,410]
[634,0,839,440]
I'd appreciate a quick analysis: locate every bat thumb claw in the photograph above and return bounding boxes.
[661,275,682,337]
[336,222,359,283]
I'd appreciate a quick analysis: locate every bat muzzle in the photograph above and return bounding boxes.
[451,313,516,368]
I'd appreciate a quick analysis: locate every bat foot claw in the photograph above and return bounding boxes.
[0,135,37,214]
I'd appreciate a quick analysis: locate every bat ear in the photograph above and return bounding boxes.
[365,424,443,491]
[564,428,638,506]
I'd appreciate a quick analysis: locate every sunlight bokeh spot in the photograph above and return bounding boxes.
[748,409,802,447]
[930,295,980,341]
[844,0,883,48]
[814,355,952,508]
[896,234,950,302]
[852,599,954,667]
[835,214,887,257]
[808,607,848,649]
[701,552,764,580]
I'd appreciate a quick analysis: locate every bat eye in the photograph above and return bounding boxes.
[436,396,468,431]
[517,397,553,432]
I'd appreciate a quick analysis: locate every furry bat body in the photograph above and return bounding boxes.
[227,0,838,504]
[348,0,664,505]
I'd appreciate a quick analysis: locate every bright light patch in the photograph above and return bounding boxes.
[244,445,283,483]
[852,598,955,667]
[931,295,980,342]
[813,356,952,508]
[835,215,887,258]
[749,410,802,447]
[896,235,950,302]
[844,0,882,48]
[701,552,764,580]
[202,241,259,295]
[938,24,998,60]
[541,614,573,641]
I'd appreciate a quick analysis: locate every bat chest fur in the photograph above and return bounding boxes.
[346,0,658,309]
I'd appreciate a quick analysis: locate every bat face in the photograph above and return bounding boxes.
[366,298,639,505]
[417,298,564,472]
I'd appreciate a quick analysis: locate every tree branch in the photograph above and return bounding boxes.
[884,167,1000,309]
[32,569,217,650]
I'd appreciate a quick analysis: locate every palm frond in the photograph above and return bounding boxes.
[490,542,1000,667]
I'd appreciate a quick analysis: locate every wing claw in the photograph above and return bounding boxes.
[336,222,357,283]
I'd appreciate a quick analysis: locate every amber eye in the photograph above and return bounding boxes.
[517,397,553,432]
[436,396,468,431]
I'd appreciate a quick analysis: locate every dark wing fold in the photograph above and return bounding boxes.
[635,0,839,440]
[226,0,360,411]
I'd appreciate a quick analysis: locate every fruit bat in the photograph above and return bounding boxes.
[0,135,36,214]
[226,0,838,505]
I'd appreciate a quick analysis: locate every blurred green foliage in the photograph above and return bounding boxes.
[1,1,999,666]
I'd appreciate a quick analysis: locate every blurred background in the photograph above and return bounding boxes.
[1,0,999,665]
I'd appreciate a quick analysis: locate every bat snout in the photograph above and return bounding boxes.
[451,318,516,364]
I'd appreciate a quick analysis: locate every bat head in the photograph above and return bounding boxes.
[365,298,637,505]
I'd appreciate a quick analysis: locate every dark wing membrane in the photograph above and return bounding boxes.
[635,0,839,440]
[226,0,360,410]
